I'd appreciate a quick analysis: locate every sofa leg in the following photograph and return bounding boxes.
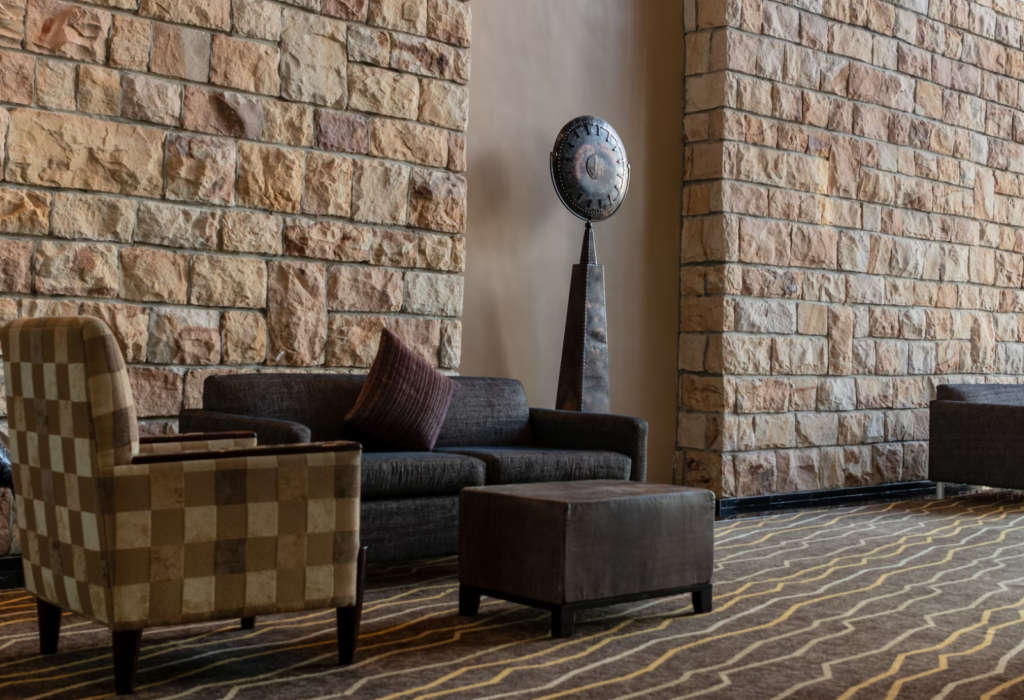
[240,617,256,630]
[693,584,713,614]
[37,599,62,655]
[552,607,575,639]
[112,629,143,695]
[936,481,946,499]
[337,546,367,666]
[459,585,481,616]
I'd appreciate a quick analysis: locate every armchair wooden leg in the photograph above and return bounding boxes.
[459,585,481,616]
[337,545,368,666]
[112,630,143,696]
[37,598,63,655]
[241,617,256,630]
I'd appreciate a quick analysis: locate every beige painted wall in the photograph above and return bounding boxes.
[464,0,683,484]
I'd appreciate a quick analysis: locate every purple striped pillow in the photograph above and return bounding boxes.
[345,328,458,452]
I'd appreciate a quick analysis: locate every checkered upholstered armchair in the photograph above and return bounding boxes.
[0,316,365,695]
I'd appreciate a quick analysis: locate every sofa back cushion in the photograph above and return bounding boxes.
[937,384,1024,405]
[203,374,532,448]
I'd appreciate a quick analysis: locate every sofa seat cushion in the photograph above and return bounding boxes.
[436,447,631,485]
[361,452,486,500]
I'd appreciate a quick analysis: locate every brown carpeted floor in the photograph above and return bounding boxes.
[4,493,1024,699]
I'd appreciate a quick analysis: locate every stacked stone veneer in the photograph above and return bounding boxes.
[678,0,1024,497]
[0,0,471,441]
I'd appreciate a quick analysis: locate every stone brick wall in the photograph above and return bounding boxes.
[0,0,471,439]
[678,0,1024,496]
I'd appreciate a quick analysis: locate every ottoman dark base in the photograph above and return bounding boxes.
[459,582,713,638]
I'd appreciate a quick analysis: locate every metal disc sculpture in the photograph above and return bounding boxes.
[550,116,630,413]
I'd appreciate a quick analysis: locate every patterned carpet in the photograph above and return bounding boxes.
[5,493,1024,698]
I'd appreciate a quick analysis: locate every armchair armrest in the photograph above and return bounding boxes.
[178,409,312,445]
[930,400,1024,489]
[137,431,257,455]
[529,408,648,482]
[131,440,360,465]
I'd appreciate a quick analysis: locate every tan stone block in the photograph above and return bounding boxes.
[327,266,403,312]
[797,303,827,335]
[773,336,827,375]
[869,308,900,338]
[0,187,50,236]
[681,375,731,412]
[110,14,150,71]
[20,299,79,319]
[371,229,417,267]
[52,193,134,243]
[34,241,118,298]
[352,160,411,225]
[302,153,354,218]
[369,0,426,34]
[0,239,32,293]
[713,335,769,375]
[316,110,369,154]
[285,220,372,263]
[129,367,183,418]
[872,443,902,483]
[419,78,469,131]
[393,33,466,82]
[211,35,280,96]
[776,449,820,493]
[233,0,282,41]
[36,59,75,110]
[281,9,348,108]
[409,169,467,234]
[817,377,856,411]
[417,233,461,272]
[448,132,467,172]
[732,298,796,334]
[148,308,221,365]
[348,24,390,66]
[324,0,369,20]
[389,317,440,366]
[80,302,149,363]
[151,22,210,83]
[828,306,854,375]
[222,211,282,256]
[163,135,237,208]
[27,0,109,62]
[0,51,30,105]
[183,87,263,139]
[238,143,304,214]
[753,414,794,450]
[222,311,267,365]
[403,271,462,316]
[136,202,218,250]
[348,64,419,119]
[795,413,839,447]
[327,315,386,368]
[121,74,181,127]
[263,101,314,147]
[0,0,25,48]
[140,0,229,29]
[856,377,893,409]
[427,0,470,47]
[77,64,120,117]
[7,110,164,198]
[370,119,448,167]
[191,256,267,309]
[121,248,188,304]
[734,451,776,497]
[734,377,789,414]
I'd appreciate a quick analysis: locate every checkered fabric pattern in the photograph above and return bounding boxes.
[136,436,259,455]
[0,316,362,633]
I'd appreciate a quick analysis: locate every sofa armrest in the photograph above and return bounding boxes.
[137,431,257,455]
[930,400,1024,489]
[131,440,360,465]
[178,409,312,445]
[529,408,648,482]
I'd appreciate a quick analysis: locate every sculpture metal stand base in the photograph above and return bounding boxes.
[556,222,610,413]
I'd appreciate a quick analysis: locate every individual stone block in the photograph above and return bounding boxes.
[151,22,210,83]
[348,64,419,119]
[0,239,33,293]
[165,135,237,206]
[348,24,390,66]
[316,110,369,154]
[327,315,386,368]
[0,187,50,236]
[370,119,448,167]
[284,220,372,262]
[440,319,460,369]
[418,233,463,271]
[772,336,827,375]
[121,74,182,126]
[121,248,189,304]
[36,59,75,110]
[371,229,417,267]
[77,65,120,116]
[281,9,348,108]
[0,51,33,105]
[52,193,134,243]
[263,101,314,147]
[448,132,467,172]
[21,298,79,318]
[427,0,470,47]
[872,443,903,483]
[136,202,219,250]
[26,0,110,62]
[129,367,184,418]
[403,272,463,316]
[351,160,411,225]
[7,111,165,198]
[324,0,369,21]
[267,261,327,366]
[734,451,776,497]
[221,211,283,255]
[368,0,426,34]
[191,255,267,309]
[80,302,150,363]
[34,241,119,298]
[408,169,467,233]
[237,143,305,213]
[139,0,230,31]
[110,14,150,70]
[211,35,281,96]
[419,79,469,131]
[327,266,403,312]
[222,311,267,365]
[148,308,221,365]
[0,0,25,48]
[303,153,354,217]
[390,33,462,82]
[234,0,282,41]
[183,87,263,140]
[389,317,440,366]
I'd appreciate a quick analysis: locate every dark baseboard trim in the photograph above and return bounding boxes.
[716,481,969,519]
[0,555,24,591]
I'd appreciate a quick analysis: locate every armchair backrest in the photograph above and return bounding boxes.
[0,316,139,623]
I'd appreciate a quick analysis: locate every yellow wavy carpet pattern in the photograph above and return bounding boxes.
[4,493,1024,699]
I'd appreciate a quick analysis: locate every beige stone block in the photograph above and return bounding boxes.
[302,153,354,218]
[136,202,219,250]
[753,413,794,450]
[267,261,326,367]
[349,25,390,66]
[316,110,369,155]
[121,248,189,304]
[238,143,304,214]
[369,0,426,34]
[872,443,902,483]
[417,233,463,272]
[776,449,820,493]
[285,220,372,263]
[222,211,282,255]
[211,35,280,96]
[149,309,221,365]
[327,266,403,313]
[110,14,150,71]
[52,193,134,243]
[191,256,267,309]
[81,302,150,363]
[281,9,347,108]
[27,0,110,62]
[234,0,282,41]
[0,50,31,105]
[36,59,75,110]
[817,377,856,411]
[140,0,229,30]
[348,64,419,119]
[419,79,469,131]
[327,315,387,368]
[372,229,418,267]
[34,242,118,298]
[352,160,411,225]
[0,239,32,293]
[427,0,470,47]
[390,317,440,366]
[121,74,181,127]
[0,0,25,48]
[369,119,448,168]
[0,187,49,236]
[151,22,210,83]
[857,377,894,409]
[77,65,120,116]
[734,451,776,497]
[716,335,771,375]
[772,336,827,375]
[681,375,732,413]
[403,271,462,316]
[263,101,314,147]
[165,135,236,207]
[183,87,263,140]
[324,0,369,21]
[129,367,183,418]
[828,306,855,375]
[734,377,789,414]
[798,303,827,335]
[795,413,839,447]
[679,334,708,373]
[392,33,466,83]
[733,298,796,334]
[222,311,267,366]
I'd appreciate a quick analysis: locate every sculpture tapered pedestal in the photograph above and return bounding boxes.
[556,223,610,413]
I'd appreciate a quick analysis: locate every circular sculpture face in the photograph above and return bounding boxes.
[550,116,631,222]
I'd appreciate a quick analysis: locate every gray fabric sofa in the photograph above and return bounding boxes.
[930,384,1024,489]
[180,375,648,562]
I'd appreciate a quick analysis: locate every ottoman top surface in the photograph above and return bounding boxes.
[462,479,713,505]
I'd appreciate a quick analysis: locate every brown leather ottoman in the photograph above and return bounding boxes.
[458,480,715,637]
